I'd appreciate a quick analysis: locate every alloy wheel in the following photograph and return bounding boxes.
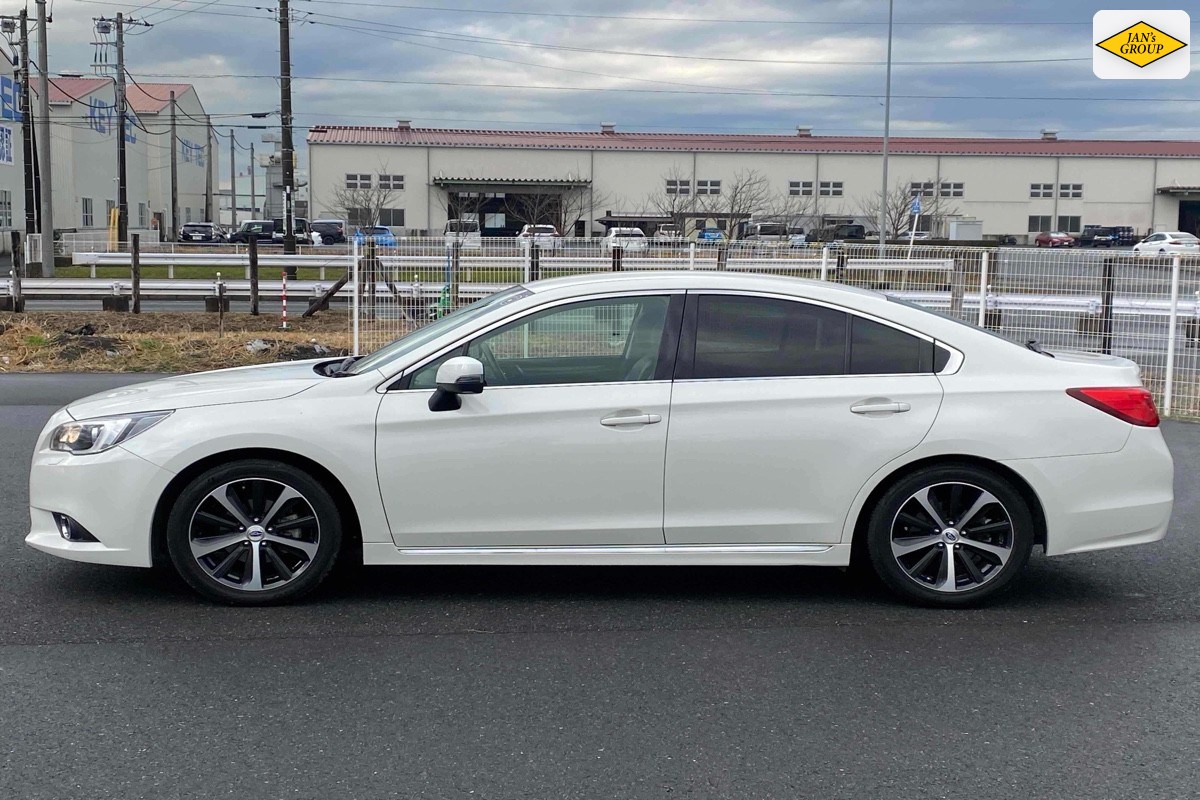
[187,478,321,592]
[888,482,1014,593]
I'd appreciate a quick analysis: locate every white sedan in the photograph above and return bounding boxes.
[27,273,1173,606]
[1132,231,1200,257]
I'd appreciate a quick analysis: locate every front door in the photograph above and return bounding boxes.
[376,293,682,548]
[664,293,944,545]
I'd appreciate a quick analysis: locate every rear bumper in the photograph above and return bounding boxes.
[1001,427,1174,556]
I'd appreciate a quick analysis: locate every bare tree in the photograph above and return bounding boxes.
[645,165,699,231]
[327,164,400,229]
[504,192,561,229]
[858,178,961,239]
[762,190,817,230]
[698,169,772,239]
[556,185,612,237]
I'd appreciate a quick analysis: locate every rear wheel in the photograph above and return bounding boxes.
[166,459,343,605]
[866,465,1034,607]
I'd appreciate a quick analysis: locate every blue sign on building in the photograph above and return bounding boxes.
[0,76,23,122]
[86,97,137,143]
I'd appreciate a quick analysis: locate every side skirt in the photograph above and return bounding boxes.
[363,542,853,567]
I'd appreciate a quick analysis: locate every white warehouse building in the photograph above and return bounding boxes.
[307,123,1200,240]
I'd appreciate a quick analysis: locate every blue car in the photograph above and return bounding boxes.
[352,226,398,247]
[694,227,727,245]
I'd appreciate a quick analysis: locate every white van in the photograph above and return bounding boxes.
[601,227,648,253]
[444,218,482,250]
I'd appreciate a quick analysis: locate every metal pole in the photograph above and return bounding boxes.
[1164,254,1182,417]
[820,245,830,281]
[878,0,894,259]
[279,0,296,255]
[169,92,178,239]
[249,142,256,218]
[351,238,360,354]
[115,13,128,244]
[977,251,989,327]
[18,9,35,235]
[130,233,141,313]
[34,0,53,275]
[204,116,213,222]
[228,130,237,228]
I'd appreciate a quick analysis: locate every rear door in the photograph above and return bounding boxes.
[664,292,945,545]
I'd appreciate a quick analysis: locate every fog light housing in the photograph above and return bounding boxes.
[52,513,100,543]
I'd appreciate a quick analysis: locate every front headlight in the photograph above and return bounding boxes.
[50,411,172,455]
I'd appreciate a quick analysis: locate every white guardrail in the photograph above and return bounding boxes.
[6,276,1199,318]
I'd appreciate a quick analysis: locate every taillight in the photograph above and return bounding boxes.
[1067,387,1159,427]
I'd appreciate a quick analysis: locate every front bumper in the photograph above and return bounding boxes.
[1002,426,1174,556]
[26,435,176,568]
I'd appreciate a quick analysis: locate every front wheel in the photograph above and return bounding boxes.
[866,465,1035,607]
[166,459,343,605]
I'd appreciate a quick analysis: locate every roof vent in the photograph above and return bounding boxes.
[600,122,616,134]
[397,119,411,130]
[796,125,813,137]
[1041,129,1058,141]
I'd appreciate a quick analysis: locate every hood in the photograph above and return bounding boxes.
[67,359,331,419]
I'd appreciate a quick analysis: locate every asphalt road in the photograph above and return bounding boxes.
[2,373,1200,799]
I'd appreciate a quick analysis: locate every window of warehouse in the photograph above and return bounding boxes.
[1059,183,1083,198]
[819,181,843,196]
[697,180,721,195]
[0,190,11,228]
[940,182,964,197]
[1028,215,1052,232]
[666,179,691,195]
[82,198,94,228]
[379,208,405,227]
[346,174,371,189]
[379,174,404,191]
[910,182,935,197]
[1057,216,1081,233]
[1030,183,1054,198]
[138,203,148,228]
[789,181,813,196]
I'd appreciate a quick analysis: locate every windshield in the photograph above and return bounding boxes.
[182,224,212,231]
[446,221,479,232]
[527,226,556,234]
[755,224,787,236]
[345,286,533,376]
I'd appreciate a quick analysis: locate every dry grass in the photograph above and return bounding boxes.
[0,311,359,373]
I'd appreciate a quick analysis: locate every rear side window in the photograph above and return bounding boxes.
[689,296,848,378]
[849,316,931,374]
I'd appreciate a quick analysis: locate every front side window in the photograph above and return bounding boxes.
[409,296,673,389]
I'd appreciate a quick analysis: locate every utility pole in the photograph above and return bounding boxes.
[878,0,894,257]
[228,129,236,227]
[35,0,52,274]
[114,13,127,243]
[14,10,35,235]
[278,0,296,256]
[249,142,256,219]
[204,116,213,221]
[169,91,177,237]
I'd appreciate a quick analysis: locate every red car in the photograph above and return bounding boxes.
[1034,231,1076,247]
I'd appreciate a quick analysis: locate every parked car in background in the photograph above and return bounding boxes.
[353,226,398,247]
[1132,231,1200,257]
[901,230,931,241]
[1078,226,1117,248]
[743,222,790,245]
[178,222,223,244]
[26,272,1173,607]
[227,220,275,244]
[310,219,347,245]
[272,218,309,244]
[652,223,685,245]
[788,228,808,248]
[517,224,564,251]
[816,224,868,242]
[693,227,727,245]
[601,227,648,253]
[444,219,483,251]
[1034,231,1076,248]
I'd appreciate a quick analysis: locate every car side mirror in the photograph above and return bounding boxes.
[429,356,485,412]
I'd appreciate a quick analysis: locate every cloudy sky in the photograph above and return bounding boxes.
[4,0,1198,150]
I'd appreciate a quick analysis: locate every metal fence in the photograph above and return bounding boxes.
[342,238,1200,419]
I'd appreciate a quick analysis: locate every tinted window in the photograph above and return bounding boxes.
[690,296,847,379]
[849,316,929,374]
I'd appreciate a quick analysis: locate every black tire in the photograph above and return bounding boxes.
[866,464,1035,607]
[166,459,343,605]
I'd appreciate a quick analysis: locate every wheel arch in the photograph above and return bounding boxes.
[150,447,363,569]
[849,454,1047,558]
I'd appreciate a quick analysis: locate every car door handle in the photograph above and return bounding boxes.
[850,401,912,415]
[601,413,662,427]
